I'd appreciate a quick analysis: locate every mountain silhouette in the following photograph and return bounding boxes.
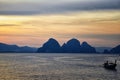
[0,43,37,53]
[80,41,96,53]
[102,45,120,54]
[37,38,61,53]
[37,38,96,53]
[1,38,119,53]
[61,38,81,53]
[0,43,19,52]
[110,45,120,53]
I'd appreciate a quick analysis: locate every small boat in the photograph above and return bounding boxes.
[103,60,117,70]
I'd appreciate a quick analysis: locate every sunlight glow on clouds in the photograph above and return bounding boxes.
[0,10,120,47]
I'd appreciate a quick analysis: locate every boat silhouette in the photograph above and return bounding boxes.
[103,60,117,70]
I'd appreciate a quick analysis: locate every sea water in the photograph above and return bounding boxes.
[0,53,120,80]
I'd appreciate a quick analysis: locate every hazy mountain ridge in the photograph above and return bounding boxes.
[95,47,112,53]
[0,38,120,53]
[0,43,37,53]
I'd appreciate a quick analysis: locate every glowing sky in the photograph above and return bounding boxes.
[0,0,120,47]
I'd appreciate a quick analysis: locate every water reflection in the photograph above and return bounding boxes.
[0,53,120,80]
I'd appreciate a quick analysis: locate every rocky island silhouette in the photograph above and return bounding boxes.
[0,38,120,53]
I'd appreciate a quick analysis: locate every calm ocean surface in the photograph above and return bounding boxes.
[0,53,120,80]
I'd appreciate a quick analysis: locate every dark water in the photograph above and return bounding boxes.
[0,53,120,80]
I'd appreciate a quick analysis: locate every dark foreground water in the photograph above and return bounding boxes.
[0,53,120,80]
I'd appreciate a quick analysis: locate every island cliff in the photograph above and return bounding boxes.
[37,38,96,53]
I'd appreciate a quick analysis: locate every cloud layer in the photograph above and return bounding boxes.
[0,10,120,47]
[0,0,120,15]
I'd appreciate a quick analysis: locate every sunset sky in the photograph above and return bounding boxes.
[0,0,120,47]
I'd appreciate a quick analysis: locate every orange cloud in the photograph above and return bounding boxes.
[0,10,120,47]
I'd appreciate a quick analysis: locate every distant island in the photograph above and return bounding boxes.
[0,38,120,53]
[0,43,37,53]
[37,38,96,53]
